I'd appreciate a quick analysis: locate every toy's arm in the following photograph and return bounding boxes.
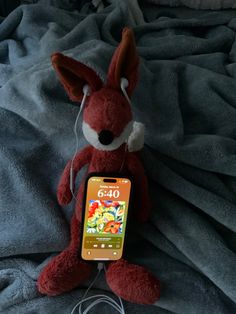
[127,152,152,223]
[57,145,93,206]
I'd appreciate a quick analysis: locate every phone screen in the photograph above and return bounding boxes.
[81,175,132,261]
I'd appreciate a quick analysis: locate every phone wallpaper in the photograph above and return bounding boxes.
[87,200,125,235]
[81,176,131,261]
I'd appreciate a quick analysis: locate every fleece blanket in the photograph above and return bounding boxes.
[0,0,236,313]
[146,0,236,10]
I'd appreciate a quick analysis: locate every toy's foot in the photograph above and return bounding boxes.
[37,249,93,296]
[106,259,160,304]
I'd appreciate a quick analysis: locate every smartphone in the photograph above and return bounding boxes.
[80,173,132,261]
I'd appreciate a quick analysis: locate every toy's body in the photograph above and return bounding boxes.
[37,28,160,305]
[58,144,150,223]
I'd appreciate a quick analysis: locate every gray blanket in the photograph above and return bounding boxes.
[0,1,236,313]
[146,0,236,10]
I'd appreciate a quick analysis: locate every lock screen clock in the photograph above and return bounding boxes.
[97,189,120,198]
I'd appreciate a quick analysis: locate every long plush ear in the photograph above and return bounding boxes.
[51,53,103,102]
[106,27,139,96]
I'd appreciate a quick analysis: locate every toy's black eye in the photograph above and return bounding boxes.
[98,130,114,145]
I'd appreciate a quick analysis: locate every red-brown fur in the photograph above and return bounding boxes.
[83,88,132,137]
[37,28,160,304]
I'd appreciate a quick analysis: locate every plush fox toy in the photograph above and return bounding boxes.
[37,28,160,305]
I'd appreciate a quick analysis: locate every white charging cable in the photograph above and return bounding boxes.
[70,263,125,314]
[70,85,90,199]
[69,79,132,313]
[119,77,132,172]
[119,140,128,173]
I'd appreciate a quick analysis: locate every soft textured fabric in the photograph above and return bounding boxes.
[37,215,94,296]
[105,259,160,304]
[0,1,20,16]
[0,0,236,313]
[146,0,236,9]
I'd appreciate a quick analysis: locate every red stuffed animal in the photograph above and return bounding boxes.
[37,28,160,305]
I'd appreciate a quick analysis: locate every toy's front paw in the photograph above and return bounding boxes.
[57,185,72,205]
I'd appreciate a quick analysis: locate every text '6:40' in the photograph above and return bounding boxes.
[97,189,120,198]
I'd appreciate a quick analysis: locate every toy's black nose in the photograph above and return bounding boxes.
[98,130,114,145]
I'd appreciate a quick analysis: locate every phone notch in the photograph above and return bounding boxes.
[103,178,117,183]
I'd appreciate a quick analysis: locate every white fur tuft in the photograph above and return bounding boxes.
[82,121,133,151]
[127,121,145,152]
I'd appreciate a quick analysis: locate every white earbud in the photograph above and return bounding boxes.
[120,77,131,105]
[83,84,91,96]
[120,77,129,89]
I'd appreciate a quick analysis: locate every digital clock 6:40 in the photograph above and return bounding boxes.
[97,189,120,198]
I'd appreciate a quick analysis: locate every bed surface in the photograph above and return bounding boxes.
[0,1,236,313]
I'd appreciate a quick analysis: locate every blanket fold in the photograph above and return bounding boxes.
[0,1,236,313]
